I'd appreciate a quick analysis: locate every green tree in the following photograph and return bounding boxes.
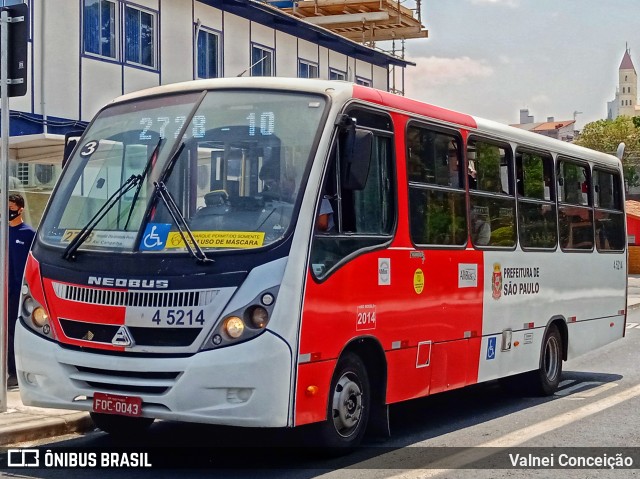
[575,116,640,187]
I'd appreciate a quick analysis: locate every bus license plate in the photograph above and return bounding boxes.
[93,392,142,417]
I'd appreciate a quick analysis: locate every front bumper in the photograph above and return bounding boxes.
[15,322,293,428]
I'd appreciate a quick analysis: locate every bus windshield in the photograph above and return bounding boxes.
[40,89,328,253]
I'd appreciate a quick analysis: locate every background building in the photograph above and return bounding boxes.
[4,0,421,225]
[608,47,640,120]
[510,109,576,142]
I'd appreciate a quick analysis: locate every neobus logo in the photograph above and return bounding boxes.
[87,276,169,289]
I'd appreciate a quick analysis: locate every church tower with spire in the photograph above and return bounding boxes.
[608,46,640,119]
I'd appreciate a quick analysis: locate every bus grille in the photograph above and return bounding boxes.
[70,365,180,395]
[59,319,201,347]
[52,282,218,308]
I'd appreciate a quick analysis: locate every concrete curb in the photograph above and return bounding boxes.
[0,412,94,446]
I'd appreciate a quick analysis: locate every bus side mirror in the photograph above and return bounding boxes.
[340,128,373,190]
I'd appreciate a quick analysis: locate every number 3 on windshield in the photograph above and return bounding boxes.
[80,140,99,157]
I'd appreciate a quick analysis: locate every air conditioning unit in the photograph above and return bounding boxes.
[33,164,58,187]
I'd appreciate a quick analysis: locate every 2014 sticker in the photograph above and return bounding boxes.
[356,304,377,331]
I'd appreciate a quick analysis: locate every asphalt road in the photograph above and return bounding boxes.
[3,310,640,479]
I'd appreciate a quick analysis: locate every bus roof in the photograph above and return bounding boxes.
[110,77,356,105]
[473,116,621,169]
[109,77,620,170]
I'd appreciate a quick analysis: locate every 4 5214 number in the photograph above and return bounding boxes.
[151,309,205,326]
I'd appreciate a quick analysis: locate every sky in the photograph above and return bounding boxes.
[397,0,640,131]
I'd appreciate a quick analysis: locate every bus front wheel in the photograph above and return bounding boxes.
[316,352,370,449]
[90,412,154,437]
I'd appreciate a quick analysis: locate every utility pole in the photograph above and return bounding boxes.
[0,2,28,413]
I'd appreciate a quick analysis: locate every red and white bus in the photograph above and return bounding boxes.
[15,78,627,448]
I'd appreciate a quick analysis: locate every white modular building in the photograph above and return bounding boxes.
[4,0,411,224]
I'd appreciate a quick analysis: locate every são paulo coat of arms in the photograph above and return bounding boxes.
[492,263,502,300]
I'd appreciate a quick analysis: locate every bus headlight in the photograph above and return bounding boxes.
[224,316,245,339]
[32,307,49,327]
[22,297,36,315]
[200,287,278,351]
[20,284,54,340]
[248,306,269,329]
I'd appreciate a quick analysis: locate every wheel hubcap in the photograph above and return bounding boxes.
[331,373,363,438]
[543,336,560,381]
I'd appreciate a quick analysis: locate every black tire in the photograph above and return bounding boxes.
[499,325,563,397]
[529,324,563,396]
[314,352,370,450]
[90,412,154,437]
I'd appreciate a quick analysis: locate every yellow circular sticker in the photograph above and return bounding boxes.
[413,268,424,294]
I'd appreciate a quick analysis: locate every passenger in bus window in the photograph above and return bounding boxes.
[597,223,610,250]
[471,208,491,246]
[317,196,335,232]
[516,161,524,196]
[468,160,477,189]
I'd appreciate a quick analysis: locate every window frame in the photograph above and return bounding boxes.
[196,27,222,79]
[406,120,467,249]
[329,68,346,81]
[557,156,594,252]
[250,44,274,77]
[123,4,157,69]
[515,147,558,251]
[593,167,626,253]
[466,136,517,250]
[298,59,319,79]
[82,0,118,60]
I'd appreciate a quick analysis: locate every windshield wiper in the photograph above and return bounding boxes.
[62,174,142,261]
[124,138,163,230]
[153,180,213,264]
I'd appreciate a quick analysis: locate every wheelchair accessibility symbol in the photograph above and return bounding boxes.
[486,337,497,360]
[140,223,170,251]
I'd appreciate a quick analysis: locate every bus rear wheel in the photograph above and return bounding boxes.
[316,352,370,450]
[501,324,563,396]
[529,324,563,396]
[90,412,154,437]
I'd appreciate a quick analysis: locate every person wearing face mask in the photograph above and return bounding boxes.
[7,193,35,388]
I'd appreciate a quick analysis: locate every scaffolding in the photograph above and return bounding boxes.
[279,0,426,45]
[267,1,426,95]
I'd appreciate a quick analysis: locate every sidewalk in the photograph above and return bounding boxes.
[2,277,640,446]
[628,274,640,310]
[0,388,94,445]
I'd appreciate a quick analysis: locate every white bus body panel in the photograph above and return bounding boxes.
[16,323,293,427]
[477,249,626,383]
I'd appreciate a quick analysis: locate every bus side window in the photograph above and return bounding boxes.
[406,124,467,247]
[310,110,395,279]
[516,149,557,249]
[594,169,625,252]
[558,159,593,250]
[467,139,516,248]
